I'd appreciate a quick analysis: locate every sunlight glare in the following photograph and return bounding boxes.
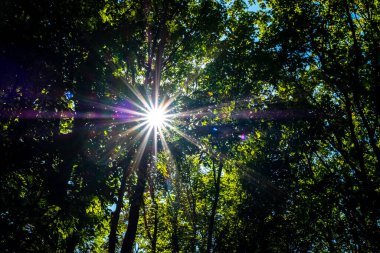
[146,107,167,128]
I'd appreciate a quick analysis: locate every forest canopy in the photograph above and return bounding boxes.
[0,0,379,252]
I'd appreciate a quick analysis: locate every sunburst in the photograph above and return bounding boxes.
[143,105,168,129]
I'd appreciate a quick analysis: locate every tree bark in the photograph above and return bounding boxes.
[108,159,132,253]
[206,161,223,253]
[120,153,149,253]
[149,176,158,253]
[171,171,181,253]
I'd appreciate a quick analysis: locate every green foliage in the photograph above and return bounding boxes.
[1,0,379,252]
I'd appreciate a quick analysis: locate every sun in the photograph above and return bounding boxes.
[145,106,167,128]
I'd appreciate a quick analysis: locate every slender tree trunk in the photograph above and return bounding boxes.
[344,0,380,165]
[109,161,132,253]
[171,173,181,253]
[172,211,180,253]
[150,188,158,253]
[206,161,223,253]
[120,153,149,253]
[142,175,158,253]
[191,191,197,253]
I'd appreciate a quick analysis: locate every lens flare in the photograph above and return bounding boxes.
[145,106,167,128]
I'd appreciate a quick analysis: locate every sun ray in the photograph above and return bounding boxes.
[86,101,148,117]
[119,121,150,139]
[119,97,150,114]
[129,125,153,172]
[102,122,151,163]
[121,78,152,111]
[157,127,176,180]
[159,92,180,112]
[164,123,205,151]
[153,125,158,162]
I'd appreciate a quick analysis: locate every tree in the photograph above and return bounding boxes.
[1,0,379,252]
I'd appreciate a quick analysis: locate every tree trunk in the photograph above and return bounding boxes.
[149,179,158,253]
[171,174,181,253]
[120,153,149,253]
[108,160,132,253]
[206,161,223,253]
